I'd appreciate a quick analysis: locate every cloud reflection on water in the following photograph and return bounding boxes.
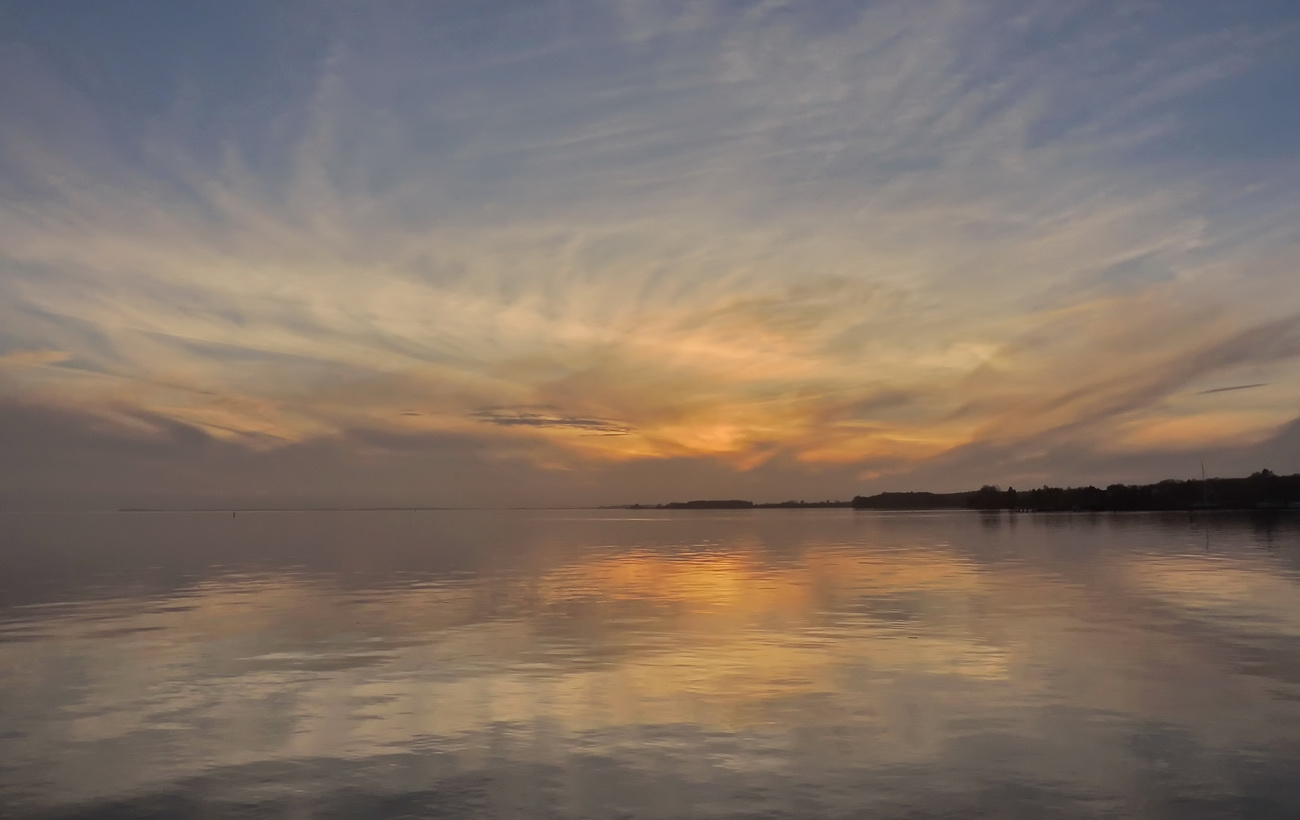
[2,511,1300,817]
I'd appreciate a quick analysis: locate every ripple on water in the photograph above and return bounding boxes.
[1,509,1299,818]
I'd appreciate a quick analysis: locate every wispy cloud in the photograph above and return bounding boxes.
[1199,383,1269,395]
[1,1,1298,502]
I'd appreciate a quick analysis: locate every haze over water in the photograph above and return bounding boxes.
[2,509,1299,818]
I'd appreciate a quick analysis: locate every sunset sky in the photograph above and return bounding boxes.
[2,0,1299,509]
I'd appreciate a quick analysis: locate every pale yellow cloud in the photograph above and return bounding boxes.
[2,0,1298,486]
[1107,411,1285,452]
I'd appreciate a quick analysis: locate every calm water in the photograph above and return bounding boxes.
[2,510,1299,819]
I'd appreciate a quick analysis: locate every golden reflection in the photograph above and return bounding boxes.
[10,528,1300,809]
[0,543,1015,774]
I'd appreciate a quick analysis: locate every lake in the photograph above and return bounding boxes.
[2,509,1299,818]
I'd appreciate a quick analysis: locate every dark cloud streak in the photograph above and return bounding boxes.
[470,406,632,435]
[1199,382,1269,394]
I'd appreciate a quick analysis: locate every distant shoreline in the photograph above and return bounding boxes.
[613,470,1300,513]
[0,505,1291,515]
[10,470,1292,514]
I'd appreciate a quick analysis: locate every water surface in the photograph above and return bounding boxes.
[2,509,1299,818]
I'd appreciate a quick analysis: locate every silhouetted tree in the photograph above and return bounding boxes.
[969,485,1005,510]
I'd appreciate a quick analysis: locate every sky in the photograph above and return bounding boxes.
[1,0,1299,509]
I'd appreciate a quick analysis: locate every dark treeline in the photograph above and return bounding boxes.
[851,470,1300,512]
[627,471,1300,512]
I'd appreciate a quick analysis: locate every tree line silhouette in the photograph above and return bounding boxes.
[618,470,1300,512]
[851,470,1300,511]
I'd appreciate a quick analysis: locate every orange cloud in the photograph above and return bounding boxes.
[0,348,70,367]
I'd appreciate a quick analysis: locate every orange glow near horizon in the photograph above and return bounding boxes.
[2,0,1298,505]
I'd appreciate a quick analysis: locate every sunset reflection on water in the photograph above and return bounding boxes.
[2,510,1299,818]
